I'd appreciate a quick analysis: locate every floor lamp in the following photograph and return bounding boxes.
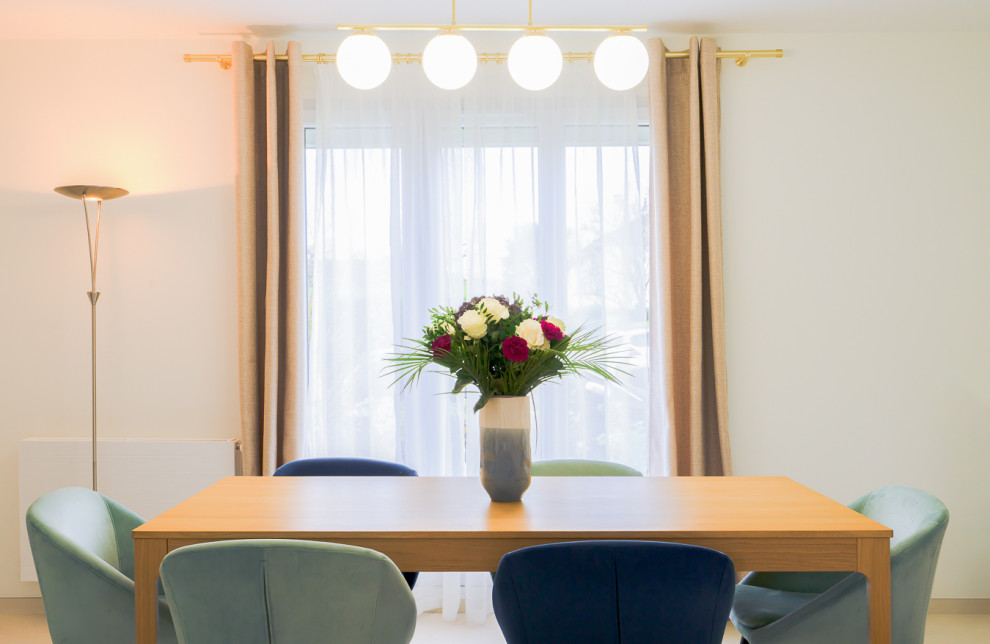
[54,185,129,491]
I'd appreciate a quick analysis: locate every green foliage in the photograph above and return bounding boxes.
[384,294,629,413]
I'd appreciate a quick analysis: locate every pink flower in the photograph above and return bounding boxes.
[431,334,452,357]
[540,320,564,342]
[502,336,529,362]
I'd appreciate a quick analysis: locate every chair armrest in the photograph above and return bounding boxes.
[104,495,146,579]
[735,573,867,644]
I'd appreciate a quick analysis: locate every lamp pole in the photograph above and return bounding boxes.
[54,185,128,491]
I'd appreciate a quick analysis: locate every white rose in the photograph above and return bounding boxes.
[435,321,455,335]
[458,309,488,339]
[478,297,509,321]
[516,318,548,350]
[545,317,566,334]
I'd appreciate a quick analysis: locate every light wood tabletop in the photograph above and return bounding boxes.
[133,475,892,643]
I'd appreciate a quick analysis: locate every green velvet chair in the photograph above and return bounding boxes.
[26,486,178,644]
[532,458,642,476]
[730,485,949,644]
[159,539,417,644]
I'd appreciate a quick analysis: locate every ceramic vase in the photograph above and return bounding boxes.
[479,395,532,502]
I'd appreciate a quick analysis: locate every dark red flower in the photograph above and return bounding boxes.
[540,320,564,341]
[502,336,529,362]
[431,334,452,357]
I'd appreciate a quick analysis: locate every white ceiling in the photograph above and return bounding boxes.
[4,0,990,40]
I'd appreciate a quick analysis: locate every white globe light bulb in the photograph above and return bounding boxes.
[593,34,649,91]
[336,33,392,90]
[508,33,563,91]
[423,32,478,90]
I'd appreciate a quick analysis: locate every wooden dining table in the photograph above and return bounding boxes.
[133,475,892,643]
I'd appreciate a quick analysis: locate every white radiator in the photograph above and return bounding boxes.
[18,437,239,582]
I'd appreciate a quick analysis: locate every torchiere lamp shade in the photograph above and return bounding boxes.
[54,185,129,201]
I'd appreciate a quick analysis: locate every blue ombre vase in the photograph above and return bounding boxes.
[479,396,532,502]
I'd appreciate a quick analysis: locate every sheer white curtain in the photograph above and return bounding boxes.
[307,58,649,620]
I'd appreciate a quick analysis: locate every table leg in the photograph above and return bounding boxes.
[858,536,891,644]
[135,538,168,644]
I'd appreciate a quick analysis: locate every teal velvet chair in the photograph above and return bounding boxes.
[730,485,949,644]
[531,459,642,476]
[26,486,178,644]
[159,539,417,644]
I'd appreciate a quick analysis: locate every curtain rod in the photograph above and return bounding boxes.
[184,49,783,70]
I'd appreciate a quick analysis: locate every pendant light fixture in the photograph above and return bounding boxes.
[420,2,477,90]
[508,33,563,91]
[423,32,478,90]
[336,32,392,90]
[593,33,649,91]
[507,1,563,91]
[334,0,649,92]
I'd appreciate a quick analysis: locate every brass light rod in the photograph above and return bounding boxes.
[336,24,647,32]
[185,49,782,70]
[337,0,648,31]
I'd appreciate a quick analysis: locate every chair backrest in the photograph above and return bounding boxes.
[160,539,417,644]
[850,485,949,642]
[27,486,133,576]
[531,459,642,476]
[273,457,417,477]
[493,540,735,644]
[26,486,177,644]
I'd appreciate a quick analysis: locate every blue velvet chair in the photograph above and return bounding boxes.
[160,539,417,644]
[273,457,417,477]
[273,457,418,588]
[730,485,949,644]
[26,486,178,644]
[493,540,735,644]
[531,459,642,476]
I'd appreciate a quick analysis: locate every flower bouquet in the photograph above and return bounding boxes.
[386,294,627,501]
[385,294,627,412]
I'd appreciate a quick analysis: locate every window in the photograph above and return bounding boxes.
[304,62,650,475]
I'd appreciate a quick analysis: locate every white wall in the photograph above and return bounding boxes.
[0,38,240,597]
[717,32,990,598]
[1,31,987,600]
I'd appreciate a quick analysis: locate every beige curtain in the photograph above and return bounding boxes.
[647,37,732,476]
[233,41,306,476]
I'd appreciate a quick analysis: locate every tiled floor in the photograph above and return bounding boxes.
[3,610,990,643]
